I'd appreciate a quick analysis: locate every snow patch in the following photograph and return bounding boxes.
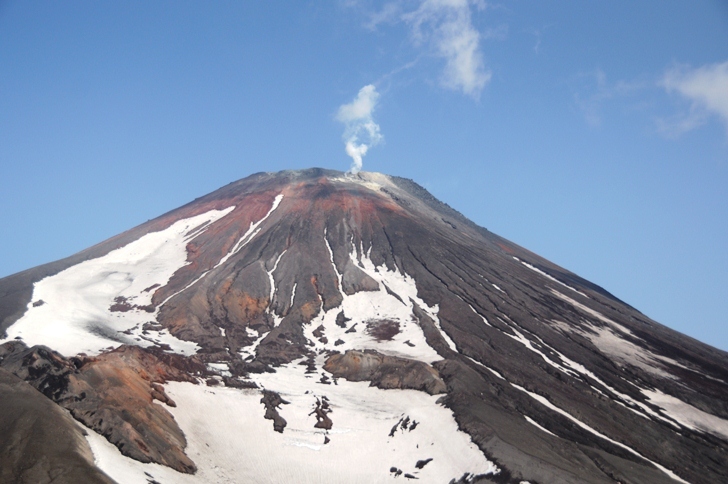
[207,362,231,377]
[583,326,674,378]
[642,388,728,441]
[323,228,343,293]
[465,356,505,380]
[302,247,455,363]
[290,283,298,309]
[549,290,623,331]
[330,171,395,194]
[240,327,267,361]
[468,304,492,327]
[267,251,286,304]
[550,290,683,378]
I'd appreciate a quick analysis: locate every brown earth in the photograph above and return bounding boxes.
[324,349,446,395]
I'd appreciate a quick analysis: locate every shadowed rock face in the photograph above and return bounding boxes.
[0,342,204,473]
[0,168,727,483]
[0,368,116,484]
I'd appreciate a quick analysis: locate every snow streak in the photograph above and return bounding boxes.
[511,384,689,484]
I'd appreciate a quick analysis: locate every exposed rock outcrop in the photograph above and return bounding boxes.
[324,349,446,395]
[261,389,288,432]
[0,341,204,473]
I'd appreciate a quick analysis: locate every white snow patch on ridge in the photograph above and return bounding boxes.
[642,388,728,441]
[267,251,286,303]
[3,207,235,356]
[86,363,498,483]
[514,257,586,296]
[323,228,343,292]
[549,289,622,331]
[549,289,683,378]
[524,416,556,437]
[330,171,396,194]
[465,355,505,380]
[585,325,675,378]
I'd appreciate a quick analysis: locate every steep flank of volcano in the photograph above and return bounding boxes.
[1,168,727,484]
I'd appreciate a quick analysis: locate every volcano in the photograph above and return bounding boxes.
[1,168,726,484]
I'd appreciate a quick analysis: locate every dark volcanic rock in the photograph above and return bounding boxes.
[335,310,351,328]
[365,319,401,341]
[310,396,333,430]
[261,389,289,432]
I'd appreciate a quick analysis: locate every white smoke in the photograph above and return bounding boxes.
[336,84,382,174]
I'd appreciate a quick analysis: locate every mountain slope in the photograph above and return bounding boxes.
[1,168,726,484]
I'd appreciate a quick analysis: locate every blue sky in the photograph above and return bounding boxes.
[1,1,727,350]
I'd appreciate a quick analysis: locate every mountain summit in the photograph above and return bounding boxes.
[1,168,726,484]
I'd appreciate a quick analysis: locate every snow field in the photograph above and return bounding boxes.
[85,362,498,484]
[3,207,235,356]
[549,289,687,379]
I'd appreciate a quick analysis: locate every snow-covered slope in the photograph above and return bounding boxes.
[86,367,497,484]
[5,207,234,356]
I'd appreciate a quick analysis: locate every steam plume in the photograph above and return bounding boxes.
[336,84,382,174]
